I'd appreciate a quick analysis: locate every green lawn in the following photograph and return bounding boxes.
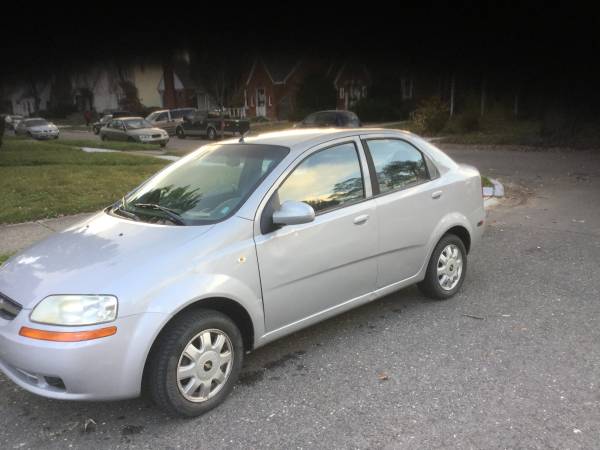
[0,137,167,224]
[0,253,12,265]
[481,175,493,188]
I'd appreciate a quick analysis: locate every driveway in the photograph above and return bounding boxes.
[1,145,600,449]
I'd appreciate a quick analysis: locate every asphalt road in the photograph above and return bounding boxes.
[1,145,600,449]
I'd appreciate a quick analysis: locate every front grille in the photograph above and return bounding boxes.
[0,292,22,320]
[152,134,161,138]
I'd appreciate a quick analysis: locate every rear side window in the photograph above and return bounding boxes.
[278,142,364,214]
[365,139,429,194]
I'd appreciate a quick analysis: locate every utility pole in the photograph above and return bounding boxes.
[480,77,486,116]
[449,73,456,117]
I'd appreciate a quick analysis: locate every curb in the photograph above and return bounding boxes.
[482,178,504,198]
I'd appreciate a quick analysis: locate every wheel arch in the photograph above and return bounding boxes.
[445,225,471,254]
[141,296,255,394]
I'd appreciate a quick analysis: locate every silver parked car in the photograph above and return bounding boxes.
[99,117,169,147]
[0,129,484,417]
[14,118,59,139]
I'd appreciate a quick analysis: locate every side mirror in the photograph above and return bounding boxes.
[273,201,315,226]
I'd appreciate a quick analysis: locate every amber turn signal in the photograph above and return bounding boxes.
[19,326,117,342]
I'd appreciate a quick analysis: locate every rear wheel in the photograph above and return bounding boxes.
[147,309,243,417]
[176,127,186,139]
[418,234,467,300]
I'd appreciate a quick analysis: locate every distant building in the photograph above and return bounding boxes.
[332,62,371,110]
[243,58,303,120]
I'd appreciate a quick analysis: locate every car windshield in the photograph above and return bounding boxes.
[25,119,48,127]
[114,144,289,225]
[124,118,153,129]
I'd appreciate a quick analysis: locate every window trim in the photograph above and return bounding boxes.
[259,139,370,234]
[361,137,434,197]
[276,140,367,217]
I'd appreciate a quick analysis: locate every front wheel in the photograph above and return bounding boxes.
[418,234,467,300]
[176,127,186,139]
[147,309,244,417]
[206,127,217,140]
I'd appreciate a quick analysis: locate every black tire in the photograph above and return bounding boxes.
[176,127,186,139]
[93,126,100,135]
[100,134,107,141]
[147,309,244,417]
[160,142,167,148]
[206,127,217,140]
[417,233,468,300]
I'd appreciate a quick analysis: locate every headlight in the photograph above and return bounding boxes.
[30,295,118,326]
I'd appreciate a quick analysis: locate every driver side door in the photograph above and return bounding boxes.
[254,138,379,333]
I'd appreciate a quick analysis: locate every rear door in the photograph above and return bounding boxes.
[361,136,444,286]
[254,137,379,332]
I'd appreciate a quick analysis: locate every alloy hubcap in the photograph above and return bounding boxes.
[437,244,463,291]
[176,329,233,402]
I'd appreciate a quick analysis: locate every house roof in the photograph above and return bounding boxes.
[246,58,301,85]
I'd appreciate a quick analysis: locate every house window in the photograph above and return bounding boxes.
[339,87,345,99]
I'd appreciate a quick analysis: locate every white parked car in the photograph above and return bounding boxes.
[14,118,59,139]
[0,129,484,417]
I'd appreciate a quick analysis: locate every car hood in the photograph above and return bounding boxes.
[28,125,57,132]
[0,212,213,309]
[127,128,165,136]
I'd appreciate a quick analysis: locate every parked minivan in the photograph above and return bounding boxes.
[0,128,484,417]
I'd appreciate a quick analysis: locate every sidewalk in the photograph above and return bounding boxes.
[0,213,94,255]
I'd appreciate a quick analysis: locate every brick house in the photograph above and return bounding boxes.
[243,58,304,120]
[332,62,371,110]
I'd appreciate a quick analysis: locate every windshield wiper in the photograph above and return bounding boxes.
[112,200,141,221]
[132,203,185,225]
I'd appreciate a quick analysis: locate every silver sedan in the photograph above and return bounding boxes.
[0,128,484,417]
[14,118,59,139]
[99,117,169,147]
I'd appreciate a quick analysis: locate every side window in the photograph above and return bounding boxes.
[171,110,182,119]
[155,112,167,121]
[366,139,429,194]
[278,142,364,214]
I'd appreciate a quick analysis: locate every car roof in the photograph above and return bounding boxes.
[114,116,144,121]
[221,128,416,155]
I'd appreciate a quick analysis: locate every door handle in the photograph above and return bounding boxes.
[353,214,369,225]
[431,190,443,199]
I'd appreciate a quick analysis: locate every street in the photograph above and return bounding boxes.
[1,145,600,449]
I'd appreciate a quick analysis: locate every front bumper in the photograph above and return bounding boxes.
[31,131,59,140]
[138,136,169,145]
[0,311,165,400]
